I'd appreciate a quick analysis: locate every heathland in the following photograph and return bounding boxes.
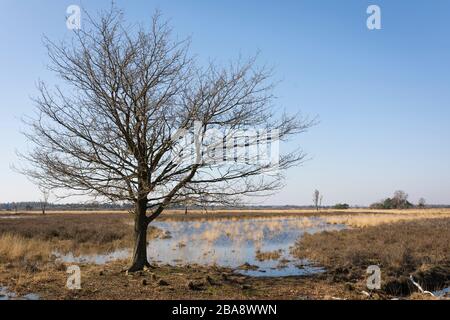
[0,208,449,300]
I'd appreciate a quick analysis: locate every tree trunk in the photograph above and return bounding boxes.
[128,199,150,272]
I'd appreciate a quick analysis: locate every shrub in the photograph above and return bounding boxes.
[333,203,350,209]
[370,191,414,209]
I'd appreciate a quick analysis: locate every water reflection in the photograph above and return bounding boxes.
[53,249,130,265]
[0,287,39,300]
[55,216,345,277]
[433,287,450,298]
[149,216,345,277]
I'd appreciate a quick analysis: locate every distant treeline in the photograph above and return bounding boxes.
[0,202,317,211]
[1,202,449,211]
[0,202,132,211]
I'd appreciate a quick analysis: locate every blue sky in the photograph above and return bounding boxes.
[1,0,449,206]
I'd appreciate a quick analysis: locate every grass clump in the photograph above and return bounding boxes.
[255,249,283,261]
[292,218,450,296]
[0,233,52,262]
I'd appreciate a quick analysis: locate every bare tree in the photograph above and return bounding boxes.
[392,190,410,209]
[40,188,50,215]
[19,7,313,272]
[418,198,426,208]
[313,190,320,211]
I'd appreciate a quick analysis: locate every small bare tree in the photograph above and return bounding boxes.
[313,190,320,211]
[20,7,313,271]
[40,188,50,215]
[418,198,426,208]
[319,194,323,210]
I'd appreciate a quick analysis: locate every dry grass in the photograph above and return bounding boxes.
[0,213,160,255]
[0,260,367,300]
[292,218,450,296]
[5,208,450,224]
[255,249,283,262]
[324,210,450,228]
[1,209,449,299]
[2,209,327,216]
[0,234,52,262]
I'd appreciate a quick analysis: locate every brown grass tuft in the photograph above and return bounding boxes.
[255,249,283,261]
[0,234,52,262]
[292,218,450,295]
[0,213,161,256]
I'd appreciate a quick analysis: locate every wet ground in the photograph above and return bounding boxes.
[433,287,450,297]
[0,286,39,300]
[55,216,346,277]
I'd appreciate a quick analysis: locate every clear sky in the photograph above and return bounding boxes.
[1,0,449,206]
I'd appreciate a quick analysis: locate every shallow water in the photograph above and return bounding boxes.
[0,287,39,300]
[53,249,131,265]
[55,216,345,277]
[433,286,450,297]
[0,216,32,219]
[149,216,345,277]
